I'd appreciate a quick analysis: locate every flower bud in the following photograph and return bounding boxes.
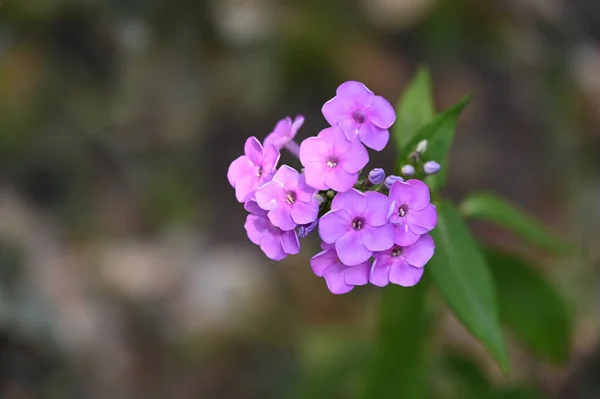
[297,220,318,238]
[424,161,441,175]
[368,168,385,185]
[401,165,415,176]
[416,140,428,154]
[384,175,404,189]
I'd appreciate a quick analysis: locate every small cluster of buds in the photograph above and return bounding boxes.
[227,82,439,294]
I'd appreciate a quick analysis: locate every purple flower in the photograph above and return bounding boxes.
[299,126,368,192]
[264,115,305,149]
[384,175,404,189]
[424,161,441,175]
[244,201,299,260]
[370,234,435,287]
[388,179,437,246]
[368,168,385,185]
[321,81,396,151]
[401,165,415,176]
[255,165,319,231]
[310,243,370,294]
[227,137,280,202]
[319,189,394,266]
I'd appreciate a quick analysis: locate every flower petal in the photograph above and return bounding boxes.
[405,179,431,210]
[280,230,300,255]
[407,204,437,234]
[244,214,266,245]
[302,162,328,191]
[335,231,372,266]
[321,126,352,155]
[338,118,360,141]
[323,263,354,294]
[244,136,264,165]
[322,97,354,126]
[367,95,396,128]
[310,248,338,277]
[272,165,299,190]
[389,259,424,287]
[344,262,370,286]
[361,224,395,252]
[234,175,258,203]
[290,115,305,137]
[336,81,374,108]
[331,188,368,215]
[268,203,296,231]
[358,122,389,151]
[261,143,280,174]
[369,256,391,287]
[260,232,286,260]
[393,222,421,246]
[363,191,392,226]
[295,174,317,202]
[227,155,254,187]
[291,199,319,225]
[318,209,352,243]
[403,234,435,268]
[339,140,369,174]
[255,181,284,211]
[324,168,358,193]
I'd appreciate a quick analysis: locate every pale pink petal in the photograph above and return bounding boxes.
[363,191,392,226]
[273,117,292,136]
[227,156,254,187]
[255,181,284,211]
[394,222,421,246]
[358,121,389,151]
[272,165,300,190]
[261,144,280,173]
[323,263,354,294]
[324,168,358,192]
[344,262,370,286]
[291,199,319,225]
[336,81,375,108]
[295,174,317,202]
[234,175,258,202]
[369,257,391,287]
[404,179,431,210]
[403,234,435,268]
[303,162,328,191]
[244,214,266,245]
[268,203,295,231]
[244,200,265,215]
[321,126,352,154]
[331,188,367,215]
[361,224,395,252]
[244,136,264,165]
[310,248,337,277]
[260,232,286,260]
[280,230,300,255]
[407,204,437,234]
[338,118,361,141]
[322,97,354,126]
[318,209,352,243]
[389,259,424,287]
[367,96,396,128]
[290,115,305,137]
[299,136,329,164]
[335,231,371,266]
[338,140,369,174]
[389,181,416,208]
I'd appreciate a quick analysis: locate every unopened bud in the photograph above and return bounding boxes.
[401,165,415,176]
[297,220,318,238]
[384,175,404,189]
[368,168,385,185]
[424,161,441,175]
[416,140,428,154]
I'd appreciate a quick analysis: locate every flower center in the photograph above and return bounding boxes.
[326,156,338,168]
[398,204,409,218]
[285,191,296,205]
[256,166,263,178]
[391,246,403,257]
[352,217,365,230]
[352,110,366,124]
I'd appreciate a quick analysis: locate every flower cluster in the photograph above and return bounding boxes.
[227,81,441,294]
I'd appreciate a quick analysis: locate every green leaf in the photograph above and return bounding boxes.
[460,192,571,255]
[363,276,430,399]
[394,67,435,151]
[429,201,509,373]
[399,95,471,188]
[439,354,495,399]
[485,249,572,364]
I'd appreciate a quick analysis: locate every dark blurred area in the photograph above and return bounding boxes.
[0,0,599,398]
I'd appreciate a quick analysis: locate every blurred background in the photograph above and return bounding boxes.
[0,0,599,398]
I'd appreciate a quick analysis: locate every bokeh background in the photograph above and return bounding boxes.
[0,0,599,398]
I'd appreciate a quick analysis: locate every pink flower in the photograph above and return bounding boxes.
[255,165,319,231]
[388,179,437,246]
[310,242,370,295]
[244,201,299,260]
[299,126,368,192]
[318,189,394,266]
[370,234,435,287]
[322,81,396,151]
[264,115,305,149]
[227,137,280,202]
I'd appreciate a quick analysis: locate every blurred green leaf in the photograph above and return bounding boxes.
[399,95,471,189]
[495,387,549,399]
[394,67,435,152]
[429,201,509,373]
[363,277,430,399]
[485,249,571,364]
[440,354,495,399]
[460,192,571,255]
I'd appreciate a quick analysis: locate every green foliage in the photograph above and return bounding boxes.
[429,201,509,373]
[485,249,572,364]
[363,277,430,399]
[393,67,435,151]
[460,192,571,255]
[399,95,471,189]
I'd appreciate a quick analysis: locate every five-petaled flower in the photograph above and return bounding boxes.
[299,126,368,192]
[310,242,370,295]
[388,179,437,246]
[227,137,280,202]
[264,115,305,149]
[244,201,300,260]
[322,81,396,151]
